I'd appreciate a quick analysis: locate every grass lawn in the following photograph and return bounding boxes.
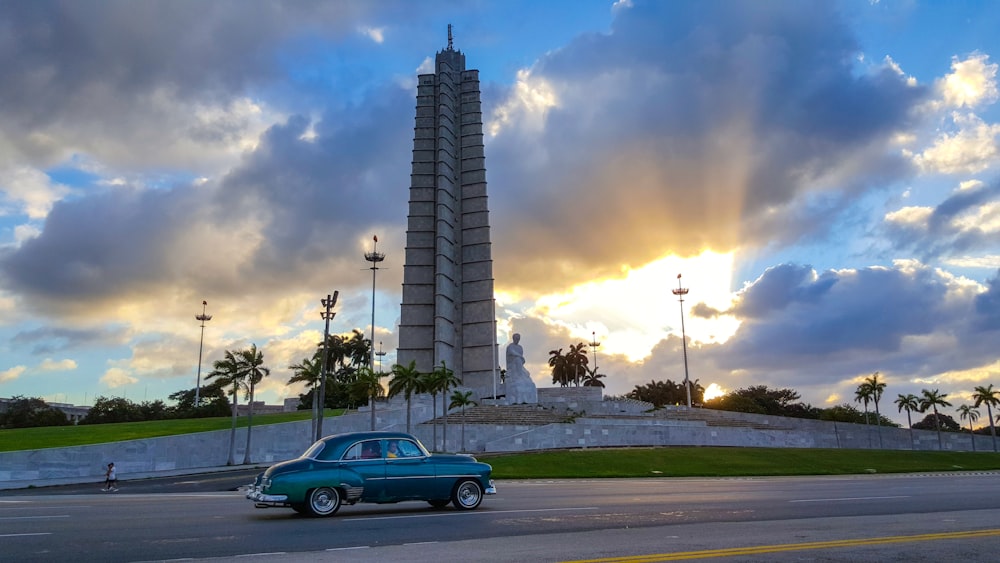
[485,446,1000,478]
[0,410,342,452]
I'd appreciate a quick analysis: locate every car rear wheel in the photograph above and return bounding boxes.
[451,479,483,510]
[307,487,341,517]
[428,499,450,509]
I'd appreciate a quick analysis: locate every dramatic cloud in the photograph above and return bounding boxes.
[0,166,73,219]
[38,358,77,372]
[938,53,998,109]
[100,367,139,388]
[486,1,925,293]
[884,180,1000,261]
[914,113,1000,174]
[0,365,25,383]
[0,0,391,172]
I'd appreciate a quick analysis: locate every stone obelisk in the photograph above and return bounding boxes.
[397,27,497,398]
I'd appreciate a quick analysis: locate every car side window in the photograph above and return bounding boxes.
[397,440,423,458]
[315,443,340,461]
[343,443,362,461]
[360,440,382,459]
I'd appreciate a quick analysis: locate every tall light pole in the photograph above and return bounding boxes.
[316,291,338,441]
[590,331,601,377]
[672,274,691,408]
[376,341,386,374]
[194,300,212,407]
[364,235,385,372]
[492,298,498,403]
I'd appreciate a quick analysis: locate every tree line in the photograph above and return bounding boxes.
[622,373,1000,451]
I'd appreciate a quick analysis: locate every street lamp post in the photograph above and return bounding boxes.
[316,291,338,441]
[590,331,601,377]
[194,301,212,407]
[376,341,386,374]
[672,274,691,408]
[364,236,385,372]
[492,298,498,403]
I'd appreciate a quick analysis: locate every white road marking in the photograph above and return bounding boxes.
[404,541,439,545]
[1,533,52,538]
[790,495,910,503]
[343,506,598,522]
[326,546,371,552]
[0,515,70,520]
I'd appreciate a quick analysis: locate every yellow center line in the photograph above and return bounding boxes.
[562,528,1000,562]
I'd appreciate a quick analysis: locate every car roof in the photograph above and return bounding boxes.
[321,431,417,444]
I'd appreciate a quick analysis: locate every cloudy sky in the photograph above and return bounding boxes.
[2,0,999,425]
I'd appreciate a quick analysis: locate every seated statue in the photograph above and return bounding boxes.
[504,333,537,404]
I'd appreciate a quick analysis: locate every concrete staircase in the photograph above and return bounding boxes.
[430,404,574,426]
[648,406,799,431]
[429,403,799,432]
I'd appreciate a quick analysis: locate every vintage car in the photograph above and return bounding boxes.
[246,431,496,517]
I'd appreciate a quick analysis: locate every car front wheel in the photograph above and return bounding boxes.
[451,479,483,510]
[307,487,341,517]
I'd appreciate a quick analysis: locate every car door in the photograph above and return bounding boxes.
[340,439,387,501]
[383,438,436,500]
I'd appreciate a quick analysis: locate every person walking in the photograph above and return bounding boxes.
[103,462,118,491]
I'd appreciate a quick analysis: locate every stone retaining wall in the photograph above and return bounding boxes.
[2,393,997,489]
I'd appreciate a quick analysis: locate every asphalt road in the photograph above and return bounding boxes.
[3,471,1000,562]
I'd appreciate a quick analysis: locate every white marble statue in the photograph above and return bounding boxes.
[504,333,537,404]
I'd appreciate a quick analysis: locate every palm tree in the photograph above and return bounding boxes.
[581,370,606,387]
[854,383,872,425]
[430,361,460,452]
[288,355,321,437]
[345,329,371,371]
[238,344,269,464]
[957,404,980,451]
[314,333,348,417]
[388,361,423,433]
[352,365,385,431]
[854,382,873,448]
[687,378,706,406]
[894,393,920,450]
[449,390,477,452]
[919,388,952,450]
[972,384,1000,452]
[548,348,570,387]
[421,370,441,451]
[565,343,589,387]
[205,350,245,466]
[864,372,886,448]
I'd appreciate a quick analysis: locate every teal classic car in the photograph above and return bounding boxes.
[246,431,496,517]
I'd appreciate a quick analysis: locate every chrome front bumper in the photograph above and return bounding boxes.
[485,479,497,495]
[246,484,288,506]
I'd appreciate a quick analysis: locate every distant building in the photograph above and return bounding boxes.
[398,27,498,399]
[235,401,285,416]
[0,397,90,424]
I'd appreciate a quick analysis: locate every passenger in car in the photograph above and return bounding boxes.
[361,442,381,459]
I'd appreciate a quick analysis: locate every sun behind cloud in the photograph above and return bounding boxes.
[529,250,741,362]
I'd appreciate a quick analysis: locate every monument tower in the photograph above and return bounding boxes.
[398,26,497,397]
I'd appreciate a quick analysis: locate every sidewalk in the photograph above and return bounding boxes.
[0,463,270,491]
